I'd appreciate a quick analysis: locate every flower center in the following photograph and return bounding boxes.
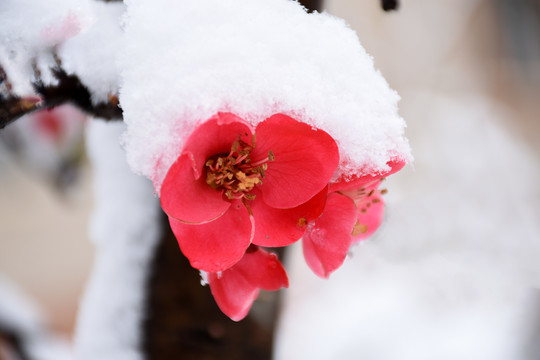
[205,138,274,200]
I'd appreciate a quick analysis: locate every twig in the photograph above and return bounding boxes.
[1,65,122,130]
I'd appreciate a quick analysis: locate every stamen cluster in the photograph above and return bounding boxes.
[205,138,273,200]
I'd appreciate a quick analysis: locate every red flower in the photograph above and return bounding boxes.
[161,112,339,272]
[302,160,406,278]
[205,245,288,321]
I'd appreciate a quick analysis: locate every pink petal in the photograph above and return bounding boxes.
[168,200,254,272]
[251,187,328,247]
[235,246,289,291]
[208,246,288,321]
[352,189,385,243]
[207,271,259,322]
[183,113,253,176]
[252,114,339,209]
[329,159,406,193]
[302,193,357,278]
[161,153,230,224]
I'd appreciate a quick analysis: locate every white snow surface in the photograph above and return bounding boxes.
[0,0,96,95]
[58,2,125,104]
[74,120,161,360]
[120,0,411,190]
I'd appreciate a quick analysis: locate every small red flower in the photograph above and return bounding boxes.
[161,112,339,272]
[205,245,289,321]
[303,160,406,278]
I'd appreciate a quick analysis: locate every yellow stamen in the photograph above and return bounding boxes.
[205,136,272,201]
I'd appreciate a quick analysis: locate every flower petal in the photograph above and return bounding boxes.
[252,114,339,209]
[168,200,254,272]
[161,152,230,224]
[183,112,253,176]
[251,186,328,247]
[329,159,406,193]
[302,193,357,278]
[352,189,385,243]
[207,271,258,322]
[208,246,288,321]
[235,246,289,291]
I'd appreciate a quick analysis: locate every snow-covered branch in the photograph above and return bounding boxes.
[0,0,124,129]
[0,65,122,130]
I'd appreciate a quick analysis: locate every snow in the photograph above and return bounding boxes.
[0,0,95,95]
[58,2,126,104]
[74,120,161,360]
[119,0,411,191]
[0,0,123,102]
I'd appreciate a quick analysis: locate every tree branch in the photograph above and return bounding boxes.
[381,0,399,12]
[1,64,122,130]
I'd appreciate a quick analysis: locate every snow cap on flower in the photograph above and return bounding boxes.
[120,0,411,190]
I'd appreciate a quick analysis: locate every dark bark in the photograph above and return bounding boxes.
[33,68,123,120]
[300,0,322,12]
[142,215,281,360]
[381,0,399,12]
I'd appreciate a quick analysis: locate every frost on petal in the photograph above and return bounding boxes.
[208,246,288,321]
[251,187,328,247]
[160,153,230,224]
[168,200,253,273]
[302,193,357,278]
[183,113,253,175]
[252,114,339,209]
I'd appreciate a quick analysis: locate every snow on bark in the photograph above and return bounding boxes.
[74,120,161,360]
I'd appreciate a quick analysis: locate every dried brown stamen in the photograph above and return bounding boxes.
[352,221,368,236]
